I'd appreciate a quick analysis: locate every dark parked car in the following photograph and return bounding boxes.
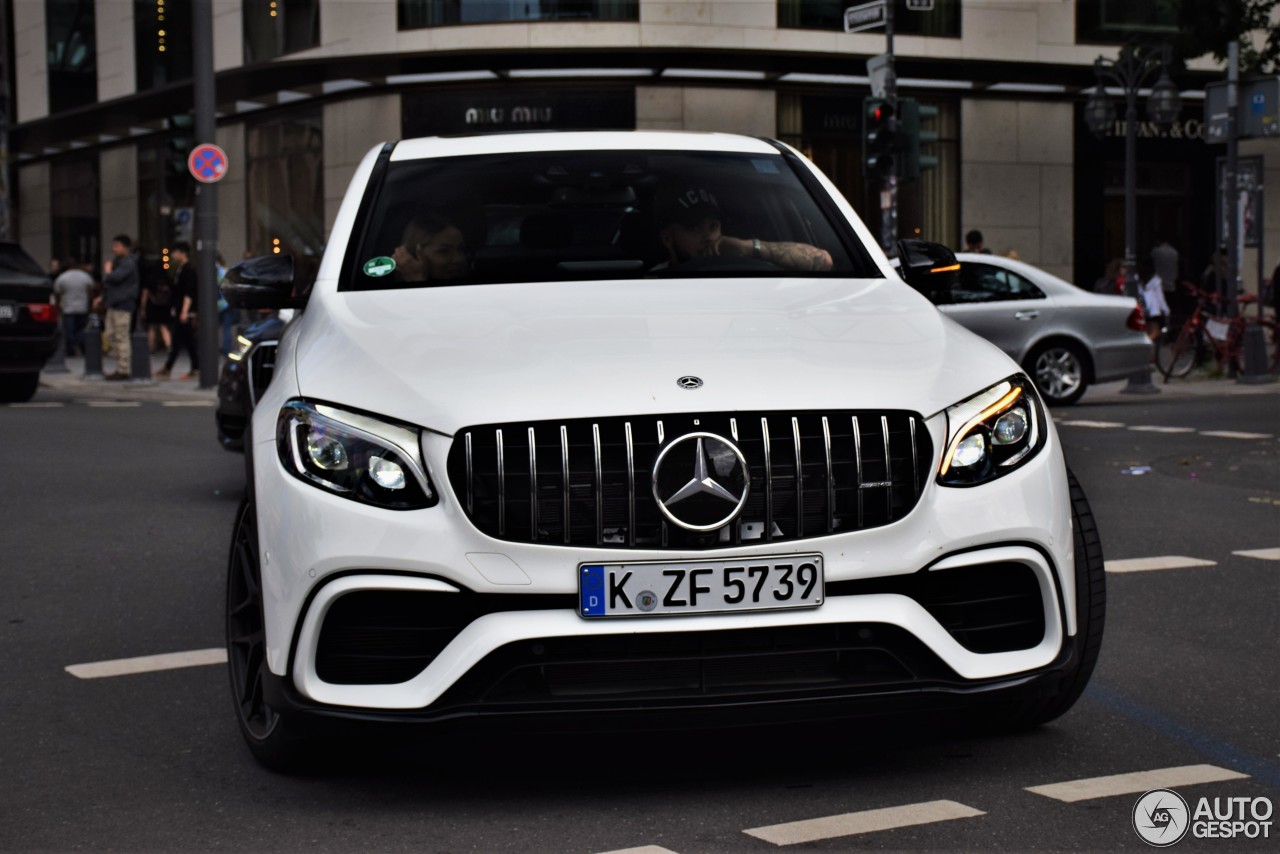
[0,242,58,403]
[216,312,286,450]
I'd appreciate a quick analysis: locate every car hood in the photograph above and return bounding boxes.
[292,277,1018,434]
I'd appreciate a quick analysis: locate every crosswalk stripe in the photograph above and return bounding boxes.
[595,847,680,854]
[1233,547,1280,561]
[1105,556,1217,573]
[1026,764,1248,803]
[160,400,216,407]
[743,801,984,846]
[1199,430,1273,440]
[84,400,142,408]
[1059,420,1125,428]
[66,648,227,679]
[7,402,65,408]
[1127,425,1196,434]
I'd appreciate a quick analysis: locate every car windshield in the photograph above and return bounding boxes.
[0,244,47,277]
[344,149,877,290]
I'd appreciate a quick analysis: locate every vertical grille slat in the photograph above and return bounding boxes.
[593,423,603,546]
[450,410,930,550]
[560,425,571,545]
[881,415,893,517]
[496,428,506,537]
[528,427,538,540]
[822,416,834,534]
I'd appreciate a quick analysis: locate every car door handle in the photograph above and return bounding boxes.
[1014,310,1040,321]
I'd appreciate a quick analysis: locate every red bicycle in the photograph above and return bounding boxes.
[1156,282,1279,379]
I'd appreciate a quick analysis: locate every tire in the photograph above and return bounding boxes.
[1003,467,1106,728]
[226,496,309,771]
[0,372,40,403]
[1157,326,1197,379]
[1025,342,1088,406]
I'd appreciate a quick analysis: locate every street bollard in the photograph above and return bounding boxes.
[130,326,153,382]
[1238,323,1276,384]
[83,316,104,379]
[1119,364,1161,395]
[44,323,70,374]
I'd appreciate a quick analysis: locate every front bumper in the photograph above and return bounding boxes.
[251,399,1074,716]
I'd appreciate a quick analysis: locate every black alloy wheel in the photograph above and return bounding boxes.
[226,496,305,770]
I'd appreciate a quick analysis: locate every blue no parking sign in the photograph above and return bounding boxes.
[187,143,228,184]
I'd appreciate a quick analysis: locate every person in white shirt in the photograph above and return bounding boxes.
[1139,266,1171,349]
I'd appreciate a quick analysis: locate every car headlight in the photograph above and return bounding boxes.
[276,400,436,509]
[937,375,1045,487]
[227,334,254,362]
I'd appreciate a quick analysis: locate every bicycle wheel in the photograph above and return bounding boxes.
[1157,326,1197,379]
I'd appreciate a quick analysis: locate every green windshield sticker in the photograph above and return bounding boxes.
[363,256,396,277]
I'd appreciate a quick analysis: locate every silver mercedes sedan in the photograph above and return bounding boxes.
[933,253,1151,406]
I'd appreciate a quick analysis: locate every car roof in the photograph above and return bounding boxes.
[954,252,1081,293]
[390,130,783,162]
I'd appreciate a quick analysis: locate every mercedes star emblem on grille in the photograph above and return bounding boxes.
[651,432,750,532]
[676,376,703,389]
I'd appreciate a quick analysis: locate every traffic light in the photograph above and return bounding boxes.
[899,98,940,180]
[863,97,898,178]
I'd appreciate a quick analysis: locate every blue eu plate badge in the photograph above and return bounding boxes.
[580,565,606,616]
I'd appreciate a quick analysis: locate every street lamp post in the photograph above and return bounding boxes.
[1084,42,1181,395]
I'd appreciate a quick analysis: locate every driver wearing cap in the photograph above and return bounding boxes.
[655,186,833,272]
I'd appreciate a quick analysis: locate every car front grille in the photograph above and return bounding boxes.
[312,561,1043,688]
[446,411,931,550]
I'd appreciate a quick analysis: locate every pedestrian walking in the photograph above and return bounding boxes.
[1151,235,1181,313]
[1138,262,1170,354]
[1093,258,1124,294]
[53,256,94,356]
[138,248,173,354]
[97,235,140,380]
[156,241,199,380]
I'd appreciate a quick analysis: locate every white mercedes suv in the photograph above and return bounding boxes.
[222,131,1104,770]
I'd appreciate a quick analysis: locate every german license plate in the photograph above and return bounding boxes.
[0,303,14,322]
[579,555,823,618]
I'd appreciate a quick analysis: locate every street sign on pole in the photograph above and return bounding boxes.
[1205,77,1280,141]
[187,142,228,184]
[867,52,892,99]
[844,0,886,34]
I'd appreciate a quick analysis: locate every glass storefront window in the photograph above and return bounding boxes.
[778,0,959,38]
[50,154,99,269]
[246,109,324,271]
[135,0,192,90]
[244,0,320,63]
[398,0,637,29]
[46,0,97,114]
[1076,0,1177,44]
[137,126,196,262]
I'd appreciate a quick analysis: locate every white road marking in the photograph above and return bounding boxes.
[596,847,680,854]
[1059,420,1125,428]
[84,400,142,408]
[1026,764,1248,803]
[7,402,65,408]
[66,648,227,679]
[743,801,984,846]
[1233,547,1280,561]
[160,400,216,407]
[1199,430,1273,440]
[1127,425,1196,434]
[1105,556,1217,573]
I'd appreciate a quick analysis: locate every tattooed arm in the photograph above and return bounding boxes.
[718,236,833,272]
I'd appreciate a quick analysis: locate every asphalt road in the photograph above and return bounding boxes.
[1,389,1276,852]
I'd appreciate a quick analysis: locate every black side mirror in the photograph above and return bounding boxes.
[221,254,303,309]
[895,239,959,304]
